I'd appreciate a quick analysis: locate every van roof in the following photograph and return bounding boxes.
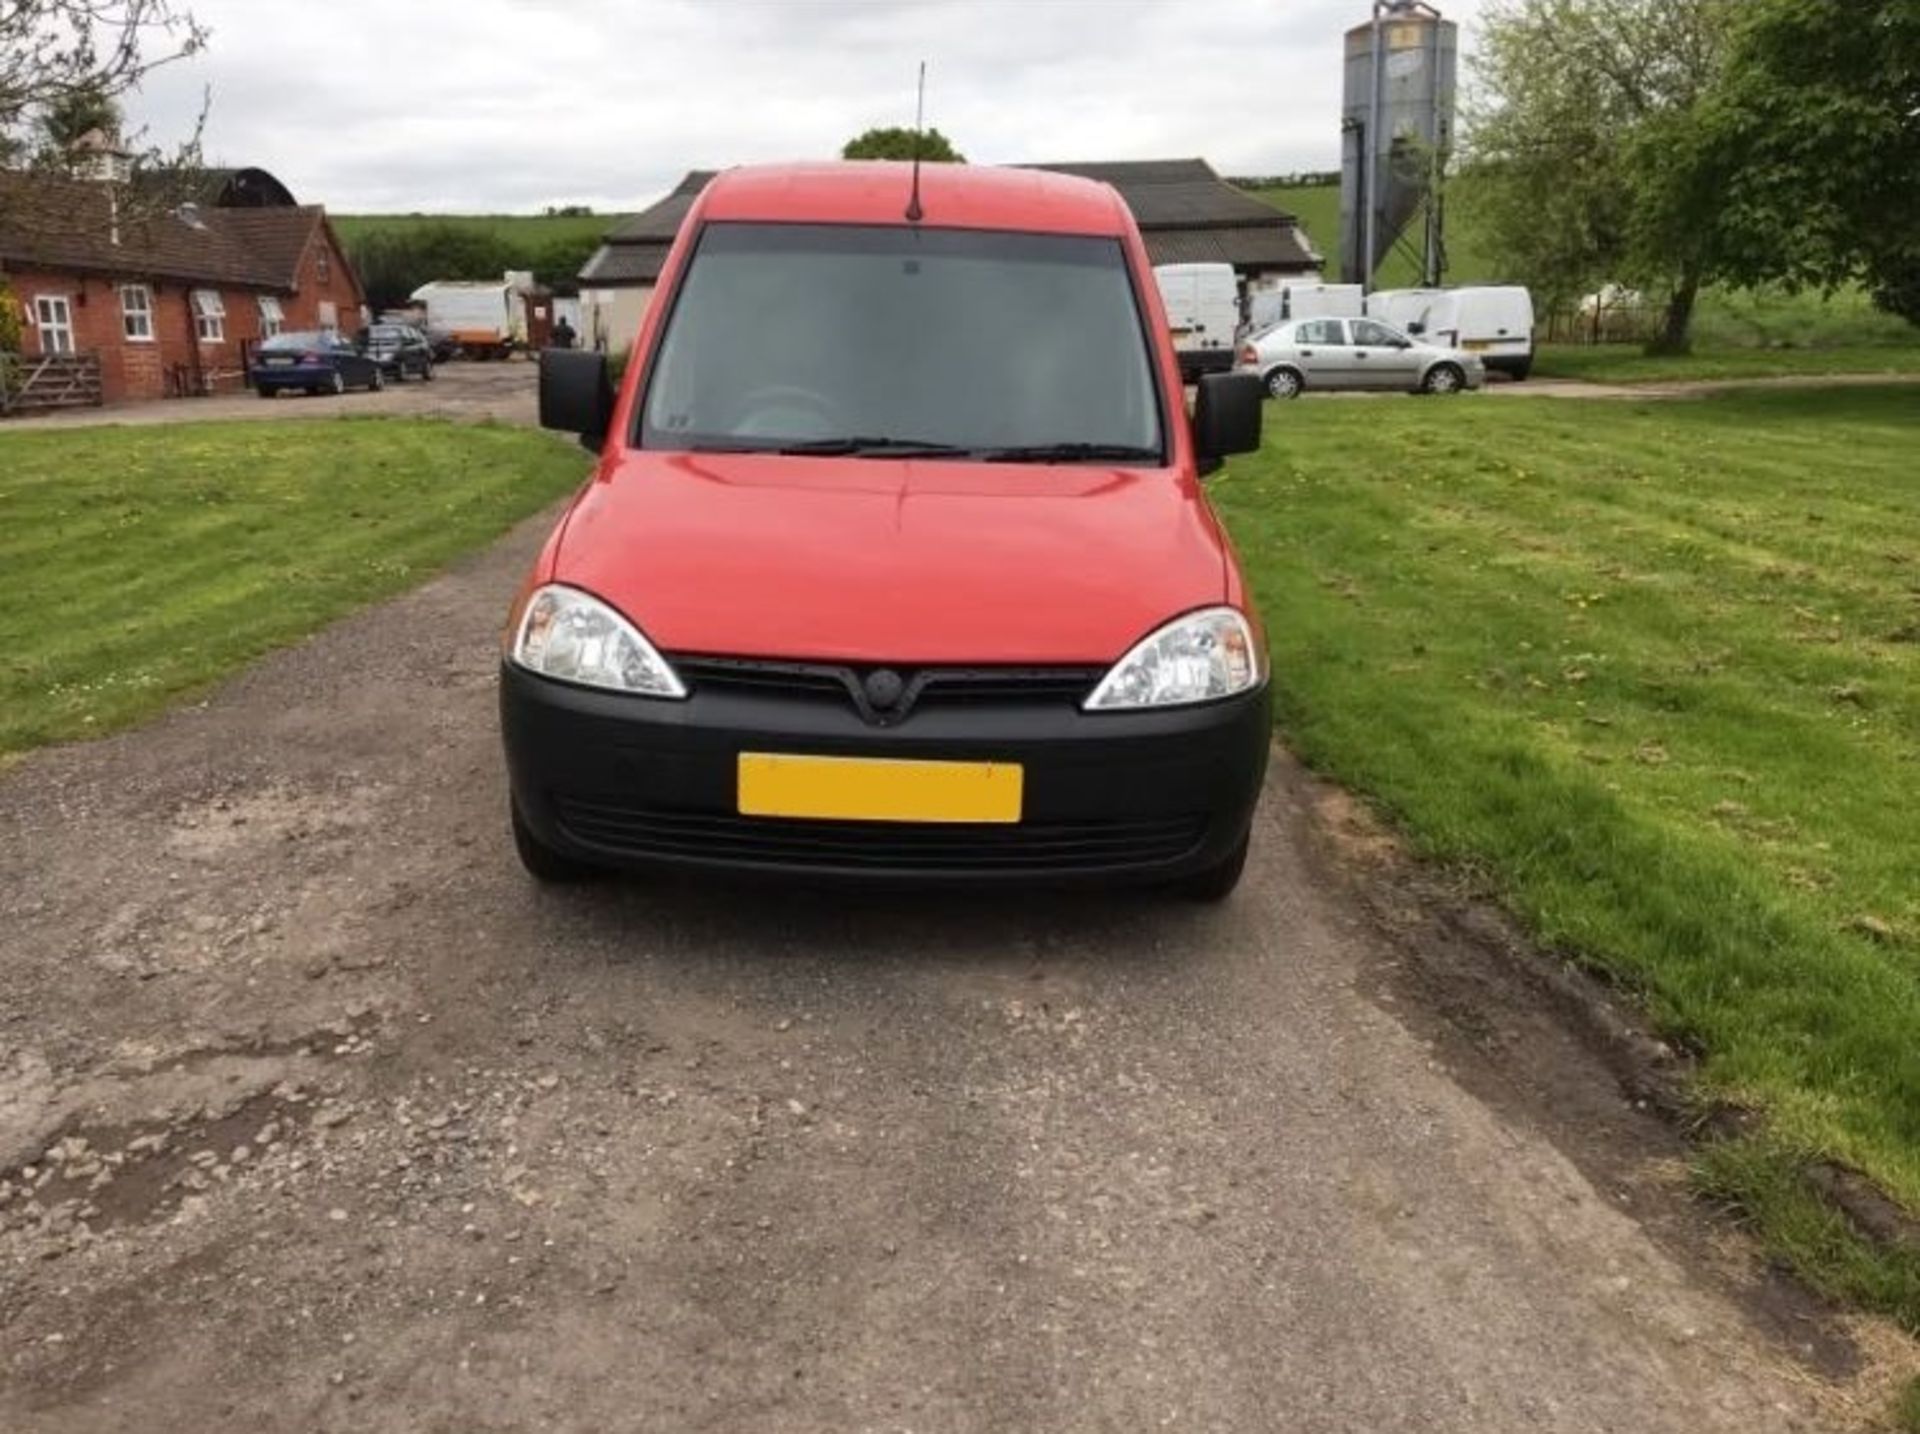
[695,162,1133,237]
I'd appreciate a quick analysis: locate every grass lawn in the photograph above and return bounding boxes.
[1534,344,1920,384]
[0,419,587,757]
[1213,386,1920,1324]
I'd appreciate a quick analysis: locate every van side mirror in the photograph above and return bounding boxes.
[1406,321,1426,335]
[540,349,613,449]
[1191,372,1263,475]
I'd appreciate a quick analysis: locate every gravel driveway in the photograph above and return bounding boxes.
[9,363,1916,435]
[0,499,1884,1431]
[1,359,537,430]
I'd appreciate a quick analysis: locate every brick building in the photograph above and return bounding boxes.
[0,163,365,405]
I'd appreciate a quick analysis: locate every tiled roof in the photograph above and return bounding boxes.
[1028,158,1299,228]
[579,240,672,285]
[1144,226,1319,270]
[1024,158,1216,187]
[1029,161,1313,276]
[577,171,716,286]
[1027,158,1316,271]
[213,206,325,288]
[603,171,716,242]
[0,171,289,288]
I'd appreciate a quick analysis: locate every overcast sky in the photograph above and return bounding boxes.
[124,0,1490,214]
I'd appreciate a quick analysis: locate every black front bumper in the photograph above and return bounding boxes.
[499,662,1270,885]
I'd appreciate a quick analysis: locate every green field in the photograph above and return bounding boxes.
[1214,386,1920,1326]
[0,420,588,756]
[1535,344,1920,384]
[1247,178,1499,288]
[331,212,623,248]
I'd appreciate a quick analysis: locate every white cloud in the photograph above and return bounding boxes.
[124,0,1489,212]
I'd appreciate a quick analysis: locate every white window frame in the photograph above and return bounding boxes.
[119,283,155,342]
[257,294,285,338]
[191,288,226,343]
[33,295,75,354]
[316,300,338,332]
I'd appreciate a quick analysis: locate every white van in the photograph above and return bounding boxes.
[1367,286,1536,379]
[1363,288,1440,335]
[1248,283,1366,334]
[1153,262,1240,380]
[1247,289,1287,333]
[1283,283,1366,324]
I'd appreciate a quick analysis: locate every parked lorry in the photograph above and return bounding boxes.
[410,270,538,359]
[1366,286,1536,379]
[1153,262,1240,381]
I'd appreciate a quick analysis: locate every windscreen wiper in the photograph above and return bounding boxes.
[977,442,1162,464]
[774,436,977,458]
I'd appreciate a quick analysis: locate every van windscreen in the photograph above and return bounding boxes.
[638,223,1163,461]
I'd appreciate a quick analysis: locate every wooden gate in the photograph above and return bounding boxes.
[0,351,105,415]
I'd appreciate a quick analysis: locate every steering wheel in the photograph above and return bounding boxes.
[732,385,843,440]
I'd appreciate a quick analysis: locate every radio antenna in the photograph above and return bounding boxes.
[905,61,926,223]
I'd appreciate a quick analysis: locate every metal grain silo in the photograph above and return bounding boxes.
[1339,1,1457,287]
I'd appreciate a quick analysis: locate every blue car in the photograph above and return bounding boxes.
[251,331,385,397]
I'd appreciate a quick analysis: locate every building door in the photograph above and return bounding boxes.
[525,296,553,350]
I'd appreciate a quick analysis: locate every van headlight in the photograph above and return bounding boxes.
[510,585,687,698]
[1084,607,1264,711]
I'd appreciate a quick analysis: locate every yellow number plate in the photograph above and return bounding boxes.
[737,753,1023,824]
[1462,339,1493,352]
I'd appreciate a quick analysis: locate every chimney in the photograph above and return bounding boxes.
[70,128,133,186]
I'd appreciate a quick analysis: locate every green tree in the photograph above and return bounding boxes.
[349,224,520,314]
[1704,0,1920,326]
[525,233,601,290]
[346,224,604,314]
[39,86,120,153]
[1,3,208,239]
[841,126,964,163]
[1465,0,1733,351]
[0,278,24,353]
[1,2,207,173]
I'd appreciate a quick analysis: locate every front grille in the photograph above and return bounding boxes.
[554,796,1205,873]
[673,658,852,703]
[672,657,1101,726]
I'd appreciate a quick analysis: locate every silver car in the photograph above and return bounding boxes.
[1236,316,1486,399]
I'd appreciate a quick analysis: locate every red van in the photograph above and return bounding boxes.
[502,162,1270,898]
